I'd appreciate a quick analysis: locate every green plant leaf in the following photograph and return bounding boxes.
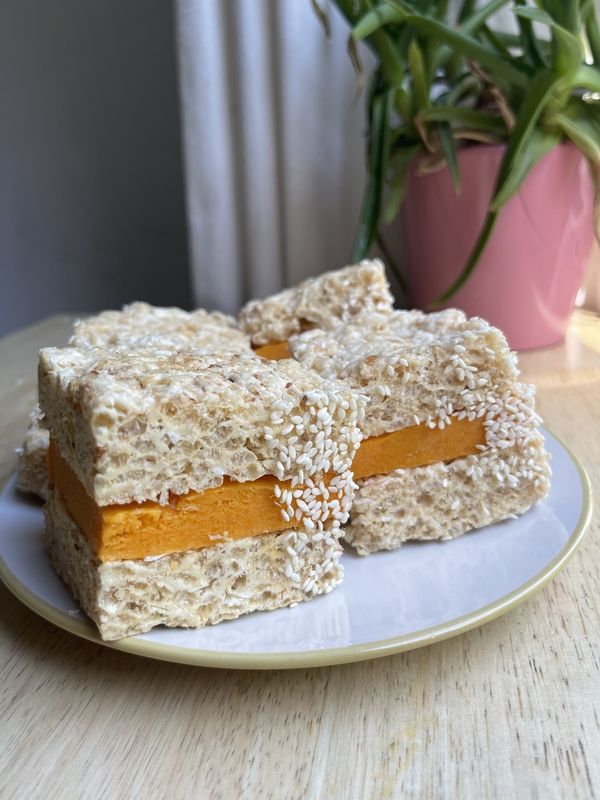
[437,123,461,193]
[492,30,553,58]
[371,34,405,89]
[383,144,421,223]
[568,64,600,94]
[418,105,507,134]
[458,0,477,23]
[492,128,561,208]
[536,0,579,34]
[551,100,600,164]
[352,4,403,40]
[479,24,513,60]
[384,1,532,88]
[584,2,600,64]
[351,86,395,261]
[408,40,429,110]
[514,7,583,75]
[490,69,563,210]
[461,0,511,36]
[514,0,549,69]
[430,0,509,77]
[339,0,411,115]
[514,7,554,27]
[445,73,481,105]
[432,0,449,19]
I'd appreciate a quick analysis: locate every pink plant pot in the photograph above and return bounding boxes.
[402,143,595,350]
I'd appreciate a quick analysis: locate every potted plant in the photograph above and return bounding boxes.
[327,0,600,349]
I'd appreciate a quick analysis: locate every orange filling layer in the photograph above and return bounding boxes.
[352,416,484,476]
[255,341,292,360]
[49,416,484,562]
[49,442,299,563]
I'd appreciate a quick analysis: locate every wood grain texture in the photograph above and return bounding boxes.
[1,312,599,800]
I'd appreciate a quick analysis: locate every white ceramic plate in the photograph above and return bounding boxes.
[0,430,591,669]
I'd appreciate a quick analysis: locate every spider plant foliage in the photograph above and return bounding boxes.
[329,0,600,304]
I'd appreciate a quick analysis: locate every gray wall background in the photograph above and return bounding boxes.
[0,0,190,337]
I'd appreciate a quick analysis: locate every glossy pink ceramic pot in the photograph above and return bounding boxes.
[402,143,595,349]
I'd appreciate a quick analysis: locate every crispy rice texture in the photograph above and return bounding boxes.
[38,348,364,507]
[16,404,49,500]
[290,308,551,553]
[239,260,395,345]
[345,433,551,554]
[19,302,251,498]
[45,489,343,640]
[70,301,251,354]
[289,308,523,438]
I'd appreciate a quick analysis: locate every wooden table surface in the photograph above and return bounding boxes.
[1,311,599,800]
